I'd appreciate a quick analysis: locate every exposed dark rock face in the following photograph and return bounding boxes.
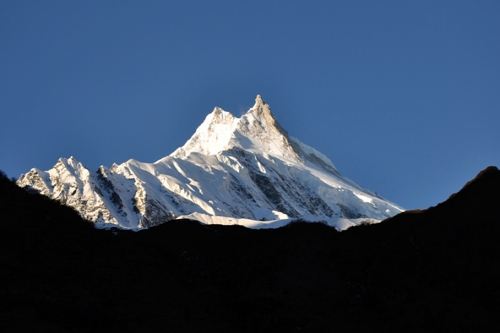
[96,167,126,217]
[1,167,499,332]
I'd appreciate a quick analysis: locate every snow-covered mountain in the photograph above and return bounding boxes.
[17,95,403,230]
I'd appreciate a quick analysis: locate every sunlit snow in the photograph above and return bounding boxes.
[17,95,404,230]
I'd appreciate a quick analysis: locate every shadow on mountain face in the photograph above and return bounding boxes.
[1,167,499,332]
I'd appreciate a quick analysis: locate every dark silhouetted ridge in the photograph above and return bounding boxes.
[1,166,500,332]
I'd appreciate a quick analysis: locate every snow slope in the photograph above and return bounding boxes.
[18,95,403,230]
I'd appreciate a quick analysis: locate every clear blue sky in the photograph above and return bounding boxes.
[1,1,499,210]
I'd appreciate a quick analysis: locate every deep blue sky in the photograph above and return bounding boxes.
[1,1,499,210]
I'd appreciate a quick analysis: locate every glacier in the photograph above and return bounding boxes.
[17,95,403,230]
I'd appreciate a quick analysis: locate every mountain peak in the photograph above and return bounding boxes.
[172,96,291,159]
[211,107,235,123]
[242,95,295,152]
[255,94,264,105]
[445,166,500,204]
[17,95,405,230]
[250,94,272,118]
[169,106,239,158]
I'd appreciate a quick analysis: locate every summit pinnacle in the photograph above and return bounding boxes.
[255,94,264,105]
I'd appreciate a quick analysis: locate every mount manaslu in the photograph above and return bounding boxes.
[18,95,403,230]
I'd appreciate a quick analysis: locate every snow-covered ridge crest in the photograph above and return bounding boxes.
[18,95,404,230]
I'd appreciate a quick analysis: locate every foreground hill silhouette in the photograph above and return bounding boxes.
[1,167,500,332]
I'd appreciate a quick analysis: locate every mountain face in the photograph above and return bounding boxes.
[17,95,403,230]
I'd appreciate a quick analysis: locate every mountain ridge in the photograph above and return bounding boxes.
[17,95,403,230]
[2,166,500,332]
